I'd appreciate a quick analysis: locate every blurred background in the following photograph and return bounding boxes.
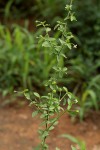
[0,0,100,149]
[0,0,100,118]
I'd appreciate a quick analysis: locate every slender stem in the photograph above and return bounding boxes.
[60,93,67,102]
[47,108,68,131]
[41,109,49,150]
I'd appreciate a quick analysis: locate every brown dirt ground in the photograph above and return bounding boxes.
[0,98,100,150]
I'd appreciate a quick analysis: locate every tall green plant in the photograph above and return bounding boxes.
[24,0,78,149]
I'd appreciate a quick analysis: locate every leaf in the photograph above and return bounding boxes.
[67,99,72,110]
[40,114,47,119]
[61,134,86,150]
[56,147,60,150]
[32,111,38,118]
[66,43,72,49]
[71,146,77,150]
[71,14,77,21]
[41,96,49,99]
[63,67,67,72]
[68,110,79,117]
[59,39,66,45]
[63,98,67,105]
[42,131,49,138]
[46,27,51,32]
[61,53,67,58]
[63,87,68,92]
[34,92,40,98]
[49,126,54,131]
[24,91,31,100]
[61,134,78,143]
[53,121,58,126]
[65,5,71,11]
[42,41,51,47]
[82,89,98,110]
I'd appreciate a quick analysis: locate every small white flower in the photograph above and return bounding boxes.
[73,44,77,48]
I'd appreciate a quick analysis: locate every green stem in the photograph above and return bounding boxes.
[47,108,68,131]
[60,93,67,102]
[42,109,49,150]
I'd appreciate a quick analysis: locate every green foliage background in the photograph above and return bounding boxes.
[0,0,100,117]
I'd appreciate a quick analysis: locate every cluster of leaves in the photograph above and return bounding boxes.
[31,0,100,119]
[42,0,100,119]
[34,0,100,119]
[24,1,79,149]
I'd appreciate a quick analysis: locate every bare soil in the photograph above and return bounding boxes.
[0,99,100,150]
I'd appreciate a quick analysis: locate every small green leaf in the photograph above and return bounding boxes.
[63,87,68,92]
[24,91,31,100]
[63,67,67,72]
[53,121,58,126]
[42,131,49,138]
[41,96,49,99]
[46,27,51,32]
[40,114,47,119]
[66,42,72,49]
[34,92,40,98]
[70,14,77,21]
[61,134,79,143]
[67,99,72,110]
[61,53,67,58]
[71,146,77,150]
[32,111,38,118]
[42,41,51,47]
[49,126,54,131]
[68,110,79,117]
[63,98,67,105]
[59,39,66,45]
[56,147,60,150]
